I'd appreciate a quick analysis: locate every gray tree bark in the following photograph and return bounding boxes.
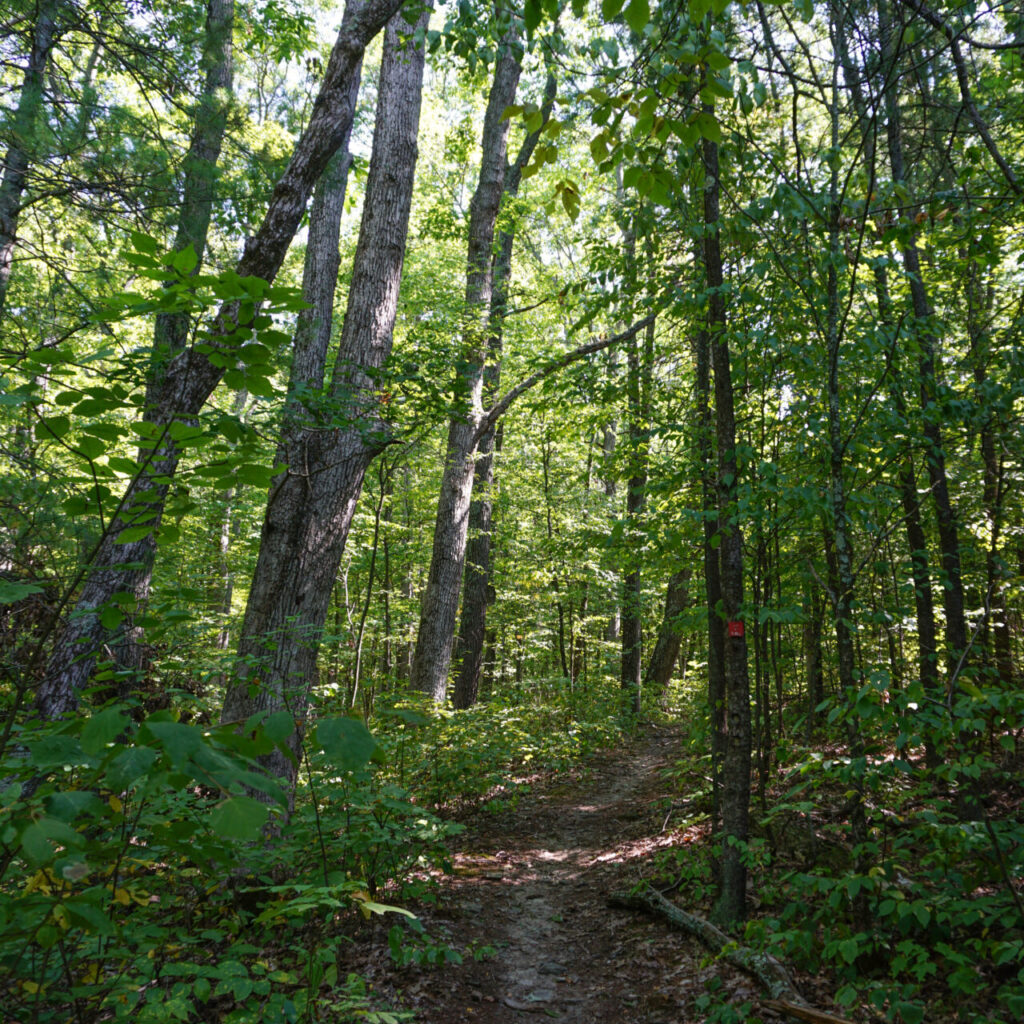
[452,72,555,710]
[879,0,969,682]
[410,29,524,703]
[643,569,691,695]
[221,4,429,788]
[0,0,59,312]
[34,0,405,720]
[116,0,236,688]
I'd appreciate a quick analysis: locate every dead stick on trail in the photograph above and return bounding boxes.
[608,885,857,1024]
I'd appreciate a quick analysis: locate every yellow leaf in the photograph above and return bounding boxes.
[113,888,132,906]
[22,981,40,994]
[109,795,123,814]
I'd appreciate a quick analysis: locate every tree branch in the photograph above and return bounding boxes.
[903,0,1021,194]
[472,310,658,447]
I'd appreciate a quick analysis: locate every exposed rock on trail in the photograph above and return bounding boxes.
[357,726,761,1022]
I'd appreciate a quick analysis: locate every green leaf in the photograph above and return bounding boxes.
[21,823,55,864]
[144,720,202,768]
[98,605,124,630]
[208,796,269,841]
[696,112,722,142]
[172,245,198,275]
[601,0,624,19]
[0,579,44,604]
[838,938,859,964]
[105,745,159,790]
[316,717,378,771]
[115,525,156,545]
[37,414,70,440]
[81,708,129,755]
[64,896,115,935]
[76,436,105,460]
[624,0,649,34]
[263,711,295,743]
[895,1002,924,1024]
[524,0,542,32]
[130,231,160,255]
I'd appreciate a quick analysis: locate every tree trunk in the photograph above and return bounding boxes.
[602,418,621,643]
[823,7,869,929]
[410,30,523,702]
[834,12,941,758]
[643,569,691,695]
[703,127,751,927]
[694,275,725,849]
[879,0,968,682]
[113,0,236,689]
[34,0,404,720]
[220,5,428,787]
[0,0,58,312]
[966,257,1015,684]
[452,73,554,710]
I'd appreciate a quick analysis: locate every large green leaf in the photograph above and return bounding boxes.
[316,717,378,771]
[0,580,44,605]
[105,745,159,790]
[208,796,269,841]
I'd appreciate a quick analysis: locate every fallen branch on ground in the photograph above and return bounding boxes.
[608,884,856,1024]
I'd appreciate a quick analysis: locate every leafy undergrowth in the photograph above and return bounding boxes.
[0,677,625,1023]
[648,680,1024,1024]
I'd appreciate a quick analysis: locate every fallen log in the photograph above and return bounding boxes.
[608,885,856,1024]
[763,999,861,1024]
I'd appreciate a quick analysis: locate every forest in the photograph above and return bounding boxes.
[1,0,1022,1020]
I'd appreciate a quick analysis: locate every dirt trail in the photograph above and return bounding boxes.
[362,726,758,1022]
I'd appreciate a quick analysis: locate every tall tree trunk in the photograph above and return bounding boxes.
[966,257,1015,684]
[803,582,824,732]
[620,312,652,715]
[602,417,621,643]
[112,0,236,687]
[834,12,941,757]
[34,0,404,720]
[452,73,554,710]
[879,0,968,683]
[410,27,523,702]
[694,272,726,847]
[0,0,58,312]
[823,6,869,928]
[220,5,428,789]
[643,569,690,695]
[703,126,751,927]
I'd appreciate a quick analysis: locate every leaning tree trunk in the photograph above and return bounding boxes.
[221,5,429,789]
[0,0,58,312]
[643,569,691,695]
[410,28,523,702]
[34,0,405,721]
[452,72,555,710]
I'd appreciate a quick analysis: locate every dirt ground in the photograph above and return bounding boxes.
[351,726,767,1023]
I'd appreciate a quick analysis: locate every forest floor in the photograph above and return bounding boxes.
[349,725,771,1023]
